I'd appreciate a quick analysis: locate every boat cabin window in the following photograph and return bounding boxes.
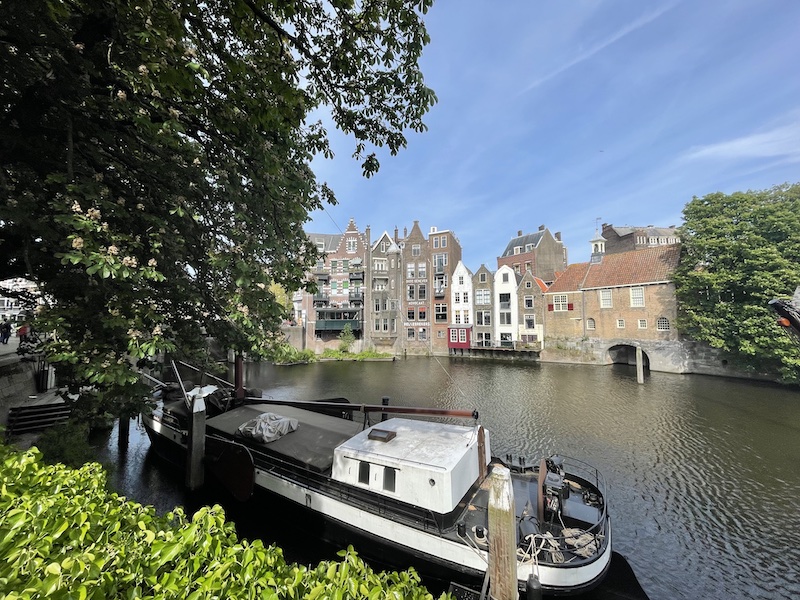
[383,467,397,492]
[358,461,370,484]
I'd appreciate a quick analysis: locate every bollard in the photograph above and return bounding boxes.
[186,395,206,490]
[488,464,517,600]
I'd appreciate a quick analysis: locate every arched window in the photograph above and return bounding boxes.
[657,317,670,331]
[586,318,596,330]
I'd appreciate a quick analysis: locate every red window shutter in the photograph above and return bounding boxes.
[548,304,554,311]
[567,303,574,311]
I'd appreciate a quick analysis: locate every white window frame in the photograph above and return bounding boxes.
[657,317,670,331]
[553,294,568,312]
[616,319,625,329]
[630,287,645,308]
[586,318,596,330]
[638,319,647,329]
[600,289,612,308]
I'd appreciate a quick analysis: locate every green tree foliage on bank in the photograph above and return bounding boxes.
[673,183,800,381]
[0,0,436,420]
[0,442,445,599]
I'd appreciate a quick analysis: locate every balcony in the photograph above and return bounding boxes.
[349,292,363,304]
[349,271,364,282]
[315,319,362,332]
[499,301,511,309]
[313,294,330,306]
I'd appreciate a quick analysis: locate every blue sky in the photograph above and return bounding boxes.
[306,0,800,268]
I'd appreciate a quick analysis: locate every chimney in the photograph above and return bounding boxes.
[555,232,561,241]
[394,226,399,242]
[365,225,370,245]
[517,230,523,236]
[404,227,408,238]
[538,224,545,231]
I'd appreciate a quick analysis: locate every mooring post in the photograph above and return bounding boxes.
[185,394,206,490]
[118,413,130,448]
[636,346,644,384]
[235,351,245,400]
[488,464,517,600]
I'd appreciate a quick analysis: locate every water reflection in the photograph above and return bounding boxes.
[102,358,800,600]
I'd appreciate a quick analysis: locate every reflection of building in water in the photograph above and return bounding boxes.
[0,278,39,322]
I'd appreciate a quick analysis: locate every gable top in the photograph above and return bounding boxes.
[500,231,545,257]
[372,231,401,254]
[547,244,680,293]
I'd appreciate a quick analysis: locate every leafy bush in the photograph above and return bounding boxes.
[0,443,446,599]
[270,344,317,365]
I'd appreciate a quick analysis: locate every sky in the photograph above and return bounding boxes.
[305,0,800,268]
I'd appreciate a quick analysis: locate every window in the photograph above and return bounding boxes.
[500,312,512,325]
[454,293,460,304]
[407,285,415,300]
[331,281,337,292]
[382,318,389,332]
[524,314,535,329]
[407,328,415,340]
[600,289,612,308]
[407,308,415,321]
[316,239,325,252]
[477,311,491,325]
[435,304,448,322]
[374,299,381,312]
[418,307,427,321]
[450,329,458,342]
[330,260,337,271]
[464,311,470,324]
[462,292,469,304]
[346,238,357,252]
[374,320,380,332]
[525,280,532,288]
[499,292,511,308]
[458,276,464,285]
[438,330,445,338]
[514,264,521,274]
[638,319,647,329]
[617,319,625,329]
[343,280,349,290]
[419,328,427,340]
[455,313,461,324]
[358,461,370,484]
[524,296,534,309]
[373,258,386,271]
[630,287,645,308]
[657,317,670,331]
[407,263,415,278]
[553,294,568,312]
[380,241,389,253]
[475,289,490,305]
[441,236,447,248]
[417,262,426,278]
[342,259,349,271]
[383,467,396,492]
[502,273,509,283]
[433,253,447,272]
[459,329,466,343]
[479,273,487,283]
[586,318,596,330]
[412,244,421,257]
[514,246,521,255]
[418,284,427,300]
[433,236,439,249]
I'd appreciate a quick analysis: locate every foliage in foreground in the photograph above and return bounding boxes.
[0,442,445,600]
[674,183,800,381]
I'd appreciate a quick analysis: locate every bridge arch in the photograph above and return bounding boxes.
[607,344,650,369]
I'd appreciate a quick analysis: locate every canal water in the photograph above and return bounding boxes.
[100,358,800,600]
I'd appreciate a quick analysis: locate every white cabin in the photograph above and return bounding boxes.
[332,418,491,514]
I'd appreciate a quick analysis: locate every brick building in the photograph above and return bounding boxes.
[497,225,567,284]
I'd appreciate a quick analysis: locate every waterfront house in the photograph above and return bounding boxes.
[497,225,567,284]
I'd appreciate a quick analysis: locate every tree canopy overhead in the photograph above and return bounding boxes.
[674,183,800,382]
[0,0,436,414]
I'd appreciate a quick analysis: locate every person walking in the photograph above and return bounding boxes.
[0,319,11,344]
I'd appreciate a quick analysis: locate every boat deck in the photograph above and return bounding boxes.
[206,403,364,473]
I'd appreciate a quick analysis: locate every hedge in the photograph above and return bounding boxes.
[0,443,447,600]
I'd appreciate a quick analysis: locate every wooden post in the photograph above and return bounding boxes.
[186,395,206,490]
[118,413,130,448]
[636,346,644,384]
[488,464,517,600]
[234,352,245,400]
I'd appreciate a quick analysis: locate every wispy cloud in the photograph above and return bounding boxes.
[521,1,680,93]
[680,113,800,162]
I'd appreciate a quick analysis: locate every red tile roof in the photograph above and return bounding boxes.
[547,245,681,293]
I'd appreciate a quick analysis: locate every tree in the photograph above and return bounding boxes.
[673,183,800,381]
[0,0,436,419]
[338,323,355,353]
